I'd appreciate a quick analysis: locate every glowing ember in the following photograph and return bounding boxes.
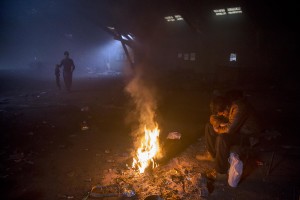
[132,126,160,173]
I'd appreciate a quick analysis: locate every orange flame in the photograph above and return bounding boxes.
[132,126,160,173]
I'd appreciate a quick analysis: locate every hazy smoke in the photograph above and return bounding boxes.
[125,66,158,150]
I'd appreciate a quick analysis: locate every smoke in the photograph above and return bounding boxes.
[125,66,159,151]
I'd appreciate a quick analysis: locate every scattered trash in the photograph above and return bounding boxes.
[85,184,136,199]
[122,187,136,197]
[81,106,89,112]
[25,160,34,165]
[120,152,129,157]
[57,194,74,199]
[9,152,24,161]
[167,132,181,140]
[82,192,90,200]
[84,178,92,182]
[228,153,243,188]
[89,184,121,198]
[89,135,225,199]
[81,121,89,131]
[144,195,164,200]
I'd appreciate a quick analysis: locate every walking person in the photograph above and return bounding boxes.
[58,51,75,92]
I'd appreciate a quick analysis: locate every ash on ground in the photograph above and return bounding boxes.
[101,138,216,200]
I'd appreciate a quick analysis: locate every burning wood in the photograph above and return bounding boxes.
[132,126,161,173]
[118,68,215,199]
[101,138,216,199]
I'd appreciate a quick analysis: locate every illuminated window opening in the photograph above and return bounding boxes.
[228,10,242,14]
[214,9,227,16]
[164,16,175,22]
[213,7,242,16]
[227,7,242,14]
[174,15,183,21]
[165,15,184,22]
[216,12,227,16]
[230,53,237,62]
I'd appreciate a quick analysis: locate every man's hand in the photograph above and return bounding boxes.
[210,115,222,127]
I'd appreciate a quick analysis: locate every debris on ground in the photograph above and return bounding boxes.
[167,132,181,140]
[81,106,89,112]
[81,121,89,131]
[99,138,215,199]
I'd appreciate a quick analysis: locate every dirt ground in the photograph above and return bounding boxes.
[0,69,300,200]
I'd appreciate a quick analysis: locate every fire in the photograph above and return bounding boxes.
[132,126,160,173]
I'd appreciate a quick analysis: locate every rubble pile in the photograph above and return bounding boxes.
[101,138,216,199]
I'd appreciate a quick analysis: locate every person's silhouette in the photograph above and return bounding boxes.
[58,51,75,92]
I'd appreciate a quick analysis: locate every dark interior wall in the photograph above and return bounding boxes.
[90,0,298,87]
[143,11,257,73]
[137,6,298,87]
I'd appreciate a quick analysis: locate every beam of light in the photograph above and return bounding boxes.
[77,39,128,77]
